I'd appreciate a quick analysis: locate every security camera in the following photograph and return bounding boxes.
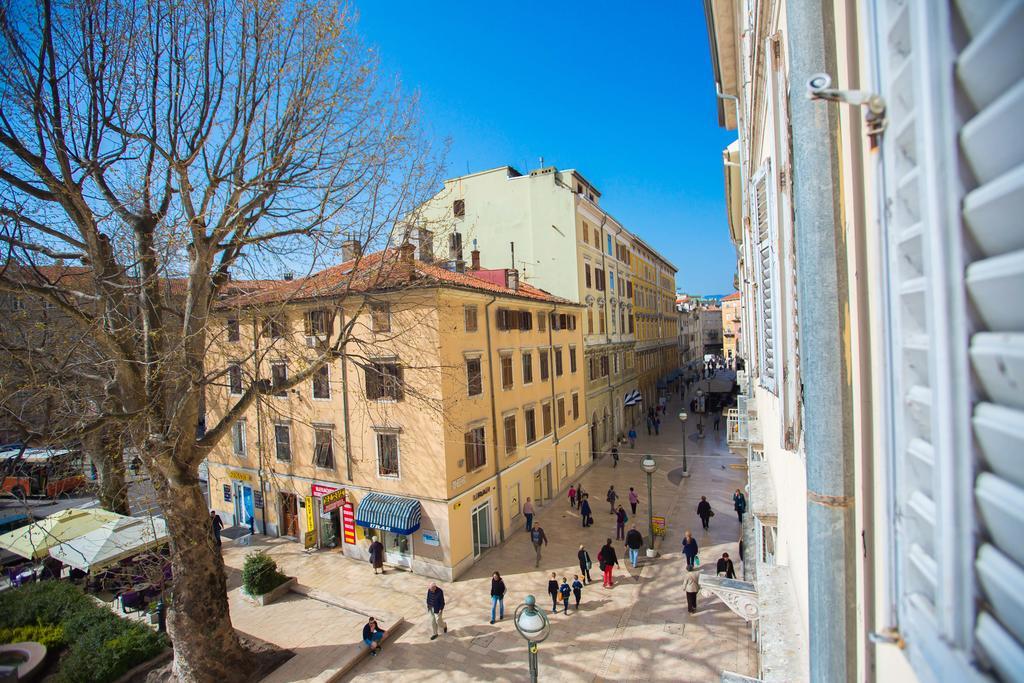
[806,73,832,98]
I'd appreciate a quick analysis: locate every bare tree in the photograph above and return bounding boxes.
[0,0,438,679]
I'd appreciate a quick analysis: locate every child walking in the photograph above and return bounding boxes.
[547,572,559,614]
[572,575,584,610]
[559,578,572,614]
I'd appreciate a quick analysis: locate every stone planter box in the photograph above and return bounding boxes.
[245,577,296,606]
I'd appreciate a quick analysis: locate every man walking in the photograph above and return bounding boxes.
[697,496,713,531]
[611,446,619,468]
[716,552,737,579]
[713,411,721,431]
[578,544,593,584]
[628,487,639,515]
[628,428,637,448]
[624,525,644,568]
[568,484,577,509]
[733,488,747,524]
[606,485,618,514]
[523,497,535,532]
[598,538,619,588]
[530,523,549,567]
[615,505,628,540]
[210,511,223,548]
[426,583,447,640]
[580,494,592,528]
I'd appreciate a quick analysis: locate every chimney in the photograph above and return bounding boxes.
[283,272,294,281]
[418,228,434,262]
[399,241,416,265]
[505,269,519,290]
[470,249,480,270]
[341,238,362,262]
[455,259,466,273]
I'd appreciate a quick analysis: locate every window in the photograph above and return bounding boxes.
[557,397,566,428]
[503,414,517,455]
[228,363,243,395]
[464,426,486,470]
[448,232,463,260]
[539,349,549,381]
[569,346,577,373]
[500,355,513,390]
[231,420,246,456]
[496,309,532,331]
[271,363,288,397]
[312,364,330,399]
[541,403,552,436]
[227,318,240,342]
[522,352,533,384]
[571,393,579,420]
[376,432,400,478]
[537,311,546,332]
[595,268,605,291]
[365,361,403,401]
[589,357,597,381]
[582,223,589,243]
[629,314,635,334]
[453,199,465,218]
[261,315,285,339]
[313,428,334,468]
[626,280,633,299]
[613,353,619,374]
[600,356,609,377]
[274,424,291,461]
[751,163,779,391]
[554,347,563,376]
[466,358,483,396]
[587,309,594,334]
[610,272,615,292]
[464,305,478,332]
[585,263,592,288]
[305,309,330,337]
[606,234,612,255]
[525,407,537,443]
[370,303,391,333]
[599,311,606,334]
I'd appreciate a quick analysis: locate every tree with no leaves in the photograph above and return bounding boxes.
[0,0,437,679]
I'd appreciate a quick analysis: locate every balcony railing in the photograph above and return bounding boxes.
[727,394,761,454]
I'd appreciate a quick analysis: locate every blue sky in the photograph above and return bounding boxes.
[355,2,739,295]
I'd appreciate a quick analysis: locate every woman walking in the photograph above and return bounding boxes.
[575,485,585,508]
[369,537,385,575]
[684,569,701,614]
[628,487,639,515]
[598,538,619,588]
[697,496,713,531]
[615,505,628,540]
[572,575,584,610]
[547,572,560,614]
[682,530,699,570]
[578,544,593,584]
[568,484,577,509]
[733,489,747,523]
[490,571,506,624]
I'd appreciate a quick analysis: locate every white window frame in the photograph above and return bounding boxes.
[750,160,780,393]
[228,362,243,396]
[374,430,401,479]
[313,427,335,469]
[231,419,246,457]
[273,423,291,461]
[311,363,331,400]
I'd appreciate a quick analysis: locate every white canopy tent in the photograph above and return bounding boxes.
[48,515,168,573]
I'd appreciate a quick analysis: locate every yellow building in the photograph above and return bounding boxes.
[628,237,681,405]
[721,291,741,365]
[205,245,588,581]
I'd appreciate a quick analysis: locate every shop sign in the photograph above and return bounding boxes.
[342,502,356,545]
[451,475,466,491]
[652,515,666,535]
[222,484,231,502]
[421,530,440,547]
[228,470,252,482]
[253,492,264,509]
[304,531,316,548]
[311,483,339,498]
[305,496,315,536]
[472,486,491,501]
[322,488,346,513]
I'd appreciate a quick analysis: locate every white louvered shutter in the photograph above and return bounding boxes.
[751,162,779,393]
[876,0,1024,679]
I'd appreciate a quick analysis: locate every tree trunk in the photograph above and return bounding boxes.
[88,427,131,516]
[153,457,253,682]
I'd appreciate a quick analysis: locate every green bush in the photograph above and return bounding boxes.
[56,616,165,683]
[0,581,92,629]
[242,550,289,596]
[0,623,65,648]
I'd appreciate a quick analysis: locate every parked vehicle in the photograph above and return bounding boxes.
[1,446,86,499]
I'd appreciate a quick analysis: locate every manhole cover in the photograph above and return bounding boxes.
[471,635,495,649]
[663,622,685,636]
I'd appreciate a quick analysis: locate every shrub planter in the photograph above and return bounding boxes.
[244,577,296,606]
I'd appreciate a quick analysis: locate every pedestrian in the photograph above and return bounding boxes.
[568,484,577,509]
[690,398,697,414]
[210,511,223,548]
[611,446,619,468]
[578,544,593,583]
[628,428,637,448]
[615,505,628,540]
[523,497,535,532]
[547,572,560,614]
[682,530,699,570]
[572,575,584,609]
[598,538,619,588]
[426,583,447,640]
[697,496,713,530]
[369,536,385,575]
[606,485,618,514]
[716,553,736,579]
[628,487,639,515]
[580,494,593,528]
[559,577,572,614]
[733,489,747,524]
[362,617,386,656]
[575,484,585,508]
[654,416,661,435]
[531,523,549,567]
[713,411,721,431]
[490,571,506,624]
[646,415,653,436]
[624,525,644,568]
[684,568,701,613]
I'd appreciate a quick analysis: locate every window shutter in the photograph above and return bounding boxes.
[876,0,1024,678]
[365,365,380,400]
[750,163,779,392]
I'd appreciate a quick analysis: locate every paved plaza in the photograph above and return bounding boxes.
[223,388,756,682]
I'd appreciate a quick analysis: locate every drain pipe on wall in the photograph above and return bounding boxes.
[785,1,857,681]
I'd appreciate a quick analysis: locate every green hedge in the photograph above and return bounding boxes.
[0,623,65,648]
[0,581,166,683]
[242,551,289,596]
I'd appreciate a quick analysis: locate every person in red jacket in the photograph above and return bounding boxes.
[598,539,619,588]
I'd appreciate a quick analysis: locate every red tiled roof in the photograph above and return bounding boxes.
[722,292,741,301]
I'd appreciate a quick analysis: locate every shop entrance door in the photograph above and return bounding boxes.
[532,470,543,503]
[544,463,553,500]
[382,530,412,568]
[509,483,521,521]
[279,493,299,538]
[471,502,491,558]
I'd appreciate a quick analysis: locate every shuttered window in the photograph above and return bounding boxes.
[876,0,1024,679]
[750,162,778,392]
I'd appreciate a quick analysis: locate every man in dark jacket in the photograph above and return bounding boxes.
[624,525,644,568]
[733,489,747,524]
[578,544,593,583]
[426,583,447,640]
[598,539,619,588]
[362,617,385,655]
[530,524,549,567]
[716,552,737,579]
[697,496,713,530]
[580,495,592,528]
[210,511,224,547]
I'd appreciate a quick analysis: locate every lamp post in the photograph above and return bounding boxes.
[678,411,689,477]
[514,595,551,682]
[640,456,657,555]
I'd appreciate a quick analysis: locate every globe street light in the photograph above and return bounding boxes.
[514,594,551,682]
[640,456,657,555]
[678,411,689,478]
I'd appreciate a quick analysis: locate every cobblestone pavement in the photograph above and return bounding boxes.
[223,387,756,682]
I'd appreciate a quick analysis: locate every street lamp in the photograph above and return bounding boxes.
[514,595,551,682]
[640,456,657,556]
[678,411,689,477]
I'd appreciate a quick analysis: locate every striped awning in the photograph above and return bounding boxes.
[624,389,643,407]
[355,493,421,535]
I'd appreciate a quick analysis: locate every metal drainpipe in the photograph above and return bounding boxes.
[548,304,559,446]
[252,316,267,535]
[338,309,353,482]
[482,294,505,543]
[785,1,856,680]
